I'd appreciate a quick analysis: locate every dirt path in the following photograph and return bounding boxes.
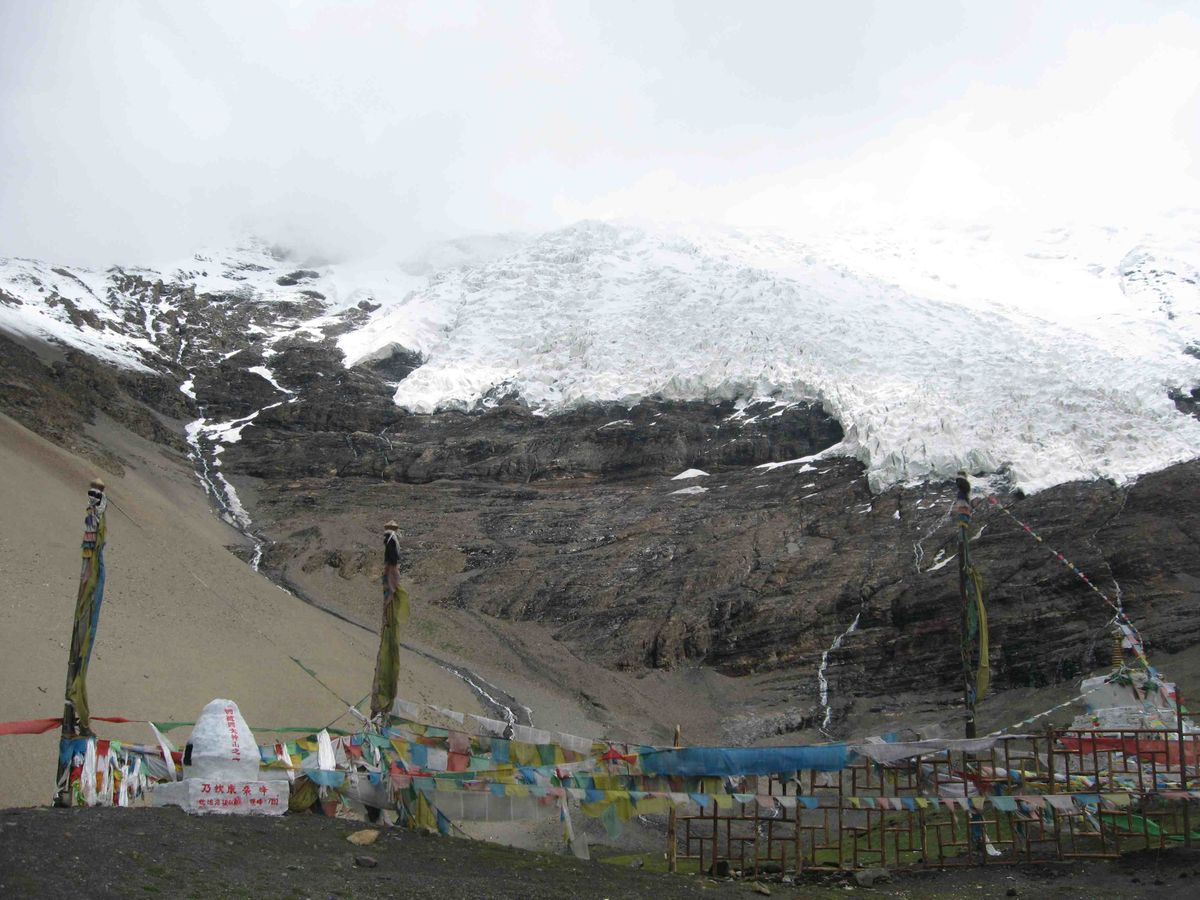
[2,808,1198,899]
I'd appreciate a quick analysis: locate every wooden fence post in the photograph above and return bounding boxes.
[1178,691,1191,849]
[667,724,681,873]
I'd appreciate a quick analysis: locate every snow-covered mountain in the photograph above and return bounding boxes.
[3,217,1199,494]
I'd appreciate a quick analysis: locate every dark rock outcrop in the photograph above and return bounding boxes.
[231,395,842,483]
[355,343,423,381]
[0,333,187,471]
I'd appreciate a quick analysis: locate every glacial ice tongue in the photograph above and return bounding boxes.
[378,222,1200,495]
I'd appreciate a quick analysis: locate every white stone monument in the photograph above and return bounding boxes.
[150,699,289,815]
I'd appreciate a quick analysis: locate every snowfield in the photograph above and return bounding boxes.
[0,258,160,370]
[4,216,1200,495]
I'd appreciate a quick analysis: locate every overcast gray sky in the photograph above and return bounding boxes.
[1,1,1197,265]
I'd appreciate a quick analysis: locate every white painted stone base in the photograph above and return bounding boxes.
[150,778,289,816]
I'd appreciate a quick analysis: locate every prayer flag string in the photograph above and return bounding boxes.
[986,496,1157,676]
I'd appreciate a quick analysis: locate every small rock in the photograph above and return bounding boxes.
[629,859,643,869]
[354,855,378,869]
[346,829,380,846]
[750,882,771,896]
[854,867,891,888]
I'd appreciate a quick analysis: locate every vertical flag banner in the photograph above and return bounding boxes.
[65,479,109,734]
[371,521,410,717]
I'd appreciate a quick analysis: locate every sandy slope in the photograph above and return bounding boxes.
[0,412,484,807]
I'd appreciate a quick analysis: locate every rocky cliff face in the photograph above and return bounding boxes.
[3,237,1199,739]
[235,376,1200,733]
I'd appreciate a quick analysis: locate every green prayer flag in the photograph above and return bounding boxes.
[371,529,410,718]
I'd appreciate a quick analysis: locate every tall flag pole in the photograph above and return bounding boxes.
[371,520,410,719]
[55,478,108,806]
[953,472,989,739]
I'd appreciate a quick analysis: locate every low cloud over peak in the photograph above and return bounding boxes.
[1,1,1197,266]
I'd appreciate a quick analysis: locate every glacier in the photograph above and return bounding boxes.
[351,219,1200,493]
[4,217,1200,495]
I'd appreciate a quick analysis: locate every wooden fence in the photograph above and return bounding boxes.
[676,728,1199,875]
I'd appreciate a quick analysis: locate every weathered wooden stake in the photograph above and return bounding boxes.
[956,472,976,740]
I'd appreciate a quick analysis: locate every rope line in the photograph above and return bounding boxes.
[986,495,1158,676]
[986,661,1126,737]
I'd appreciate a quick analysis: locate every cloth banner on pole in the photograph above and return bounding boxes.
[66,489,108,734]
[371,526,409,718]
